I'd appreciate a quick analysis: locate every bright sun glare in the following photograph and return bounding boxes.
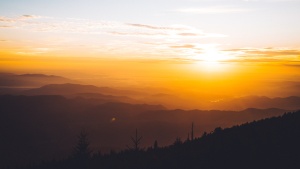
[192,48,233,73]
[198,48,231,62]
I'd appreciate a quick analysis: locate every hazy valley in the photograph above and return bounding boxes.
[1,73,299,168]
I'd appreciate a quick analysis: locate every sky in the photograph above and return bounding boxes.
[0,0,300,95]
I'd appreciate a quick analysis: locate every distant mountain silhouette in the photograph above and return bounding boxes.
[140,93,300,110]
[18,74,63,78]
[212,95,300,110]
[0,73,76,92]
[2,72,300,110]
[22,83,145,97]
[0,95,290,168]
[73,93,140,104]
[141,93,190,109]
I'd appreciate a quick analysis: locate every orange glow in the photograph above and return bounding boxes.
[1,49,299,99]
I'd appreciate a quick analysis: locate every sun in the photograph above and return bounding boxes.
[192,47,234,72]
[197,48,231,62]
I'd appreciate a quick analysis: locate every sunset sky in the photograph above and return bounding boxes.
[1,0,300,95]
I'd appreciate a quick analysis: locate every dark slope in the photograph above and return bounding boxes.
[94,111,300,169]
[24,111,300,169]
[155,111,300,169]
[0,95,294,169]
[0,95,164,169]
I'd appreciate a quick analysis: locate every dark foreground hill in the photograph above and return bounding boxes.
[23,110,300,169]
[0,95,290,168]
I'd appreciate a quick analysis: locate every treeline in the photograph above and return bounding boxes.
[17,110,300,169]
[1,94,289,169]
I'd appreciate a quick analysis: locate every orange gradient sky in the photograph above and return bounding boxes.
[1,0,300,96]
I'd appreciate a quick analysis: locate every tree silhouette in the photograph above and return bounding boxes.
[173,137,182,146]
[73,130,91,159]
[127,128,143,151]
[191,122,194,141]
[17,111,300,169]
[153,140,158,150]
[186,123,195,142]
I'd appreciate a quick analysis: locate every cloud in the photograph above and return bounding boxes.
[167,44,204,58]
[0,15,44,30]
[0,25,12,28]
[222,48,300,63]
[177,6,251,14]
[0,15,228,59]
[169,44,196,49]
[125,23,199,38]
[223,58,281,63]
[107,31,168,37]
[0,15,227,41]
[126,23,185,31]
[283,63,300,68]
[225,48,300,57]
[21,15,39,18]
[4,15,298,63]
[177,33,199,36]
[14,47,58,56]
[247,50,300,56]
[0,16,14,23]
[133,57,198,64]
[0,15,41,23]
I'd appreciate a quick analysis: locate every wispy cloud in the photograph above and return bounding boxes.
[14,47,58,56]
[0,15,228,58]
[126,23,185,31]
[0,25,12,28]
[169,44,196,49]
[21,15,41,19]
[176,6,251,14]
[0,16,17,22]
[222,48,300,64]
[246,49,300,56]
[225,48,300,57]
[2,16,298,64]
[0,15,226,38]
[0,15,41,22]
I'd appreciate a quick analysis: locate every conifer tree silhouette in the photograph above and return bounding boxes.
[191,122,194,141]
[187,133,190,141]
[73,130,91,159]
[154,140,158,150]
[173,137,182,146]
[127,128,143,151]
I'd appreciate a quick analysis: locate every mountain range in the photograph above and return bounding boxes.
[0,73,75,88]
[1,81,300,110]
[0,94,290,168]
[1,73,300,110]
[1,73,300,168]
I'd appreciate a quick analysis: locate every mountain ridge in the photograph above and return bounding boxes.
[0,94,291,168]
[22,83,146,96]
[20,110,300,169]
